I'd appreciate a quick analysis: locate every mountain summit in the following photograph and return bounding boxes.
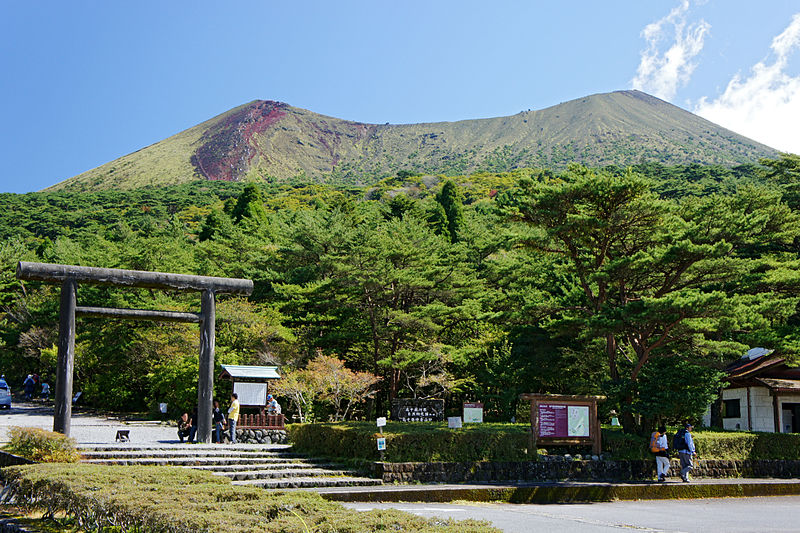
[50,90,778,191]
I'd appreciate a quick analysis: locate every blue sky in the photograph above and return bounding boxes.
[2,1,800,193]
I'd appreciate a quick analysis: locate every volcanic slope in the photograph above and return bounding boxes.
[50,90,778,191]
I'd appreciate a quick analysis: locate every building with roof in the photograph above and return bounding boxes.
[702,348,800,433]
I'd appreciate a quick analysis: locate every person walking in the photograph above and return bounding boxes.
[23,375,35,401]
[227,393,240,444]
[40,381,50,401]
[676,422,697,482]
[649,425,670,482]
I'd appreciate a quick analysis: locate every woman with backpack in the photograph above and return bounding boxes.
[649,425,670,482]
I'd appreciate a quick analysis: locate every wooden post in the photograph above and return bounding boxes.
[197,289,216,443]
[54,279,77,435]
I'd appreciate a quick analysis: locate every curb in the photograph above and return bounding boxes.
[319,480,800,504]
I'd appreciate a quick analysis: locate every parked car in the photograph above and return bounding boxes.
[0,378,11,409]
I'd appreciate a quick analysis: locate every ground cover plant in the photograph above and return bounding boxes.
[1,464,499,533]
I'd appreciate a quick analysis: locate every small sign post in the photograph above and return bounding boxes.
[448,416,462,429]
[376,417,386,461]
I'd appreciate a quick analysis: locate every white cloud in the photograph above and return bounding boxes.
[694,14,800,153]
[632,1,710,101]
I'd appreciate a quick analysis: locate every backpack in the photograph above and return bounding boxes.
[649,432,661,453]
[672,428,688,451]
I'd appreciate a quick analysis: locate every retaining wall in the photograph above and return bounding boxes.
[374,458,800,483]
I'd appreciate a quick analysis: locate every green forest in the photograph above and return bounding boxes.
[1,157,799,435]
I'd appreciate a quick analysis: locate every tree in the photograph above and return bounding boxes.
[436,181,464,243]
[231,183,268,224]
[505,166,800,433]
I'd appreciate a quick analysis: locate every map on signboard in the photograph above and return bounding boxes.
[568,405,590,437]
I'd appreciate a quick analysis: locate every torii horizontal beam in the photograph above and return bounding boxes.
[76,306,202,323]
[17,262,253,294]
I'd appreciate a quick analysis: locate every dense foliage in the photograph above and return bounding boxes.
[0,158,798,434]
[2,464,497,532]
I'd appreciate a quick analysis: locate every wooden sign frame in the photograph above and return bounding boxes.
[520,393,605,455]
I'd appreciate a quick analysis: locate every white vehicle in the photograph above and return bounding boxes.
[0,378,10,409]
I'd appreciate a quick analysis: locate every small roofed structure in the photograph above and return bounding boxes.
[703,348,800,433]
[219,364,284,429]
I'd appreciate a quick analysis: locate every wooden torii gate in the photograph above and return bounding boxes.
[16,262,253,443]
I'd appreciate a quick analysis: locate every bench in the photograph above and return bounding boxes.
[115,430,130,442]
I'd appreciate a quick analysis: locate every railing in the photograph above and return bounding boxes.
[238,413,285,429]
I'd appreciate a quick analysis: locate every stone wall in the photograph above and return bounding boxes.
[374,458,800,483]
[221,428,287,444]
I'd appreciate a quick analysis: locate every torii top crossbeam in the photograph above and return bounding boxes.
[17,262,253,294]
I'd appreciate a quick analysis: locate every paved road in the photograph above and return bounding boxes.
[0,402,178,444]
[344,496,800,532]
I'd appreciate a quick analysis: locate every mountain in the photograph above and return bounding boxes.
[48,90,779,191]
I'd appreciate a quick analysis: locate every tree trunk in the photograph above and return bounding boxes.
[710,388,724,429]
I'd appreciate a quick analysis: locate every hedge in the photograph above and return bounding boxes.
[0,464,499,533]
[288,422,532,462]
[289,422,800,462]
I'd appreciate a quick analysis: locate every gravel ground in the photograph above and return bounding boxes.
[0,401,179,444]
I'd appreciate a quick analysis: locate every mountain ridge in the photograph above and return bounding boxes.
[48,90,778,191]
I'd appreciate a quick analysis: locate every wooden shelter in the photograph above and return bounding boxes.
[219,364,285,429]
[16,262,253,443]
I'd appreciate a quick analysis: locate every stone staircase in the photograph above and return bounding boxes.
[78,443,382,489]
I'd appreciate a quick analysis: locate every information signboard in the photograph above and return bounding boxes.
[538,404,590,437]
[463,402,483,423]
[521,394,604,455]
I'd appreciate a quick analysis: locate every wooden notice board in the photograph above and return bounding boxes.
[520,393,605,455]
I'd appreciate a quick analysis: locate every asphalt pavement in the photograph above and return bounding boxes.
[343,496,800,533]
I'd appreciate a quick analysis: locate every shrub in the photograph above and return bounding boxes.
[289,421,531,462]
[5,426,79,463]
[1,464,499,532]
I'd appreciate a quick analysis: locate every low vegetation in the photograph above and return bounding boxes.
[4,427,79,463]
[1,464,498,533]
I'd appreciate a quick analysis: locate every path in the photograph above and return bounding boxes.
[0,402,177,444]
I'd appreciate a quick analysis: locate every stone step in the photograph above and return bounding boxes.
[185,462,338,473]
[232,476,383,489]
[77,444,292,452]
[80,450,300,460]
[82,457,321,467]
[217,468,353,481]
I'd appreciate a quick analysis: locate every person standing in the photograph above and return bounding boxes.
[649,425,670,482]
[677,422,697,482]
[40,381,50,401]
[212,399,225,443]
[227,393,240,444]
[188,407,198,443]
